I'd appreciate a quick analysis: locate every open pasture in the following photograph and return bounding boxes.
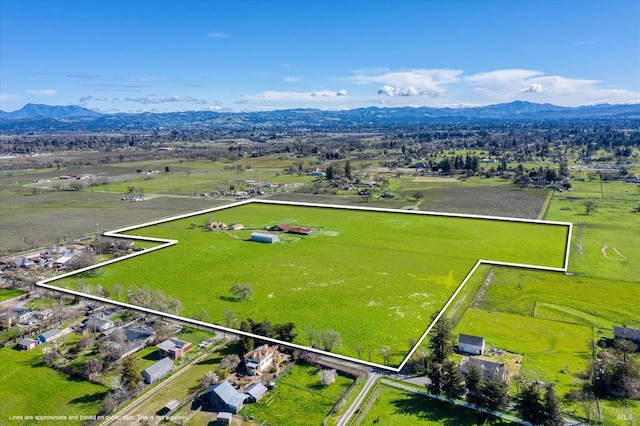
[0,334,109,425]
[51,201,569,366]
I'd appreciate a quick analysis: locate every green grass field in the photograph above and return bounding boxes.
[0,338,109,425]
[0,287,25,302]
[51,202,569,365]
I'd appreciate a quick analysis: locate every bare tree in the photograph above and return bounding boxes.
[219,354,241,372]
[222,309,236,328]
[200,370,219,389]
[229,284,253,300]
[320,330,342,352]
[83,358,103,378]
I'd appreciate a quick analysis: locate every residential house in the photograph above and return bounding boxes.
[10,307,33,325]
[244,382,268,403]
[18,338,38,351]
[156,338,192,360]
[200,381,249,413]
[614,326,640,350]
[244,344,277,376]
[86,315,115,333]
[458,334,485,355]
[38,328,62,343]
[460,357,508,382]
[141,357,174,384]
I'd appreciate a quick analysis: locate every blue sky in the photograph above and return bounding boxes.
[1,0,639,113]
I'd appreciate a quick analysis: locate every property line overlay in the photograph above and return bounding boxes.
[36,199,572,373]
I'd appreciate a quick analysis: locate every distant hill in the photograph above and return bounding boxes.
[0,103,103,120]
[1,101,639,132]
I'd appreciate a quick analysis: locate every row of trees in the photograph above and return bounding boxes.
[238,318,297,353]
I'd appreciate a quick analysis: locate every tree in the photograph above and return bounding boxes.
[584,200,597,215]
[325,165,334,180]
[239,320,254,353]
[222,309,236,328]
[478,379,510,412]
[428,317,454,363]
[43,349,59,365]
[379,346,392,366]
[83,358,103,378]
[229,284,253,300]
[319,369,337,385]
[515,382,545,423]
[426,362,444,395]
[542,384,563,426]
[200,370,219,389]
[121,355,142,393]
[513,174,531,190]
[344,161,352,179]
[320,329,342,352]
[442,359,466,400]
[464,363,483,405]
[220,354,241,372]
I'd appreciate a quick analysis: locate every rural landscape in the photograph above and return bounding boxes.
[2,1,639,425]
[1,101,639,426]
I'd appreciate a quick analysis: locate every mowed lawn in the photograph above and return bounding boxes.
[55,202,569,365]
[0,343,108,425]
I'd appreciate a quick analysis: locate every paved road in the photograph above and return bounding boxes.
[337,372,379,426]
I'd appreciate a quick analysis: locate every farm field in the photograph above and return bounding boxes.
[0,287,25,302]
[240,363,354,426]
[0,335,109,425]
[51,201,569,366]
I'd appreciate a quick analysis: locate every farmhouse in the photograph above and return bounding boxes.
[38,328,62,343]
[18,338,38,351]
[156,338,192,360]
[200,381,249,413]
[244,382,268,403]
[614,326,640,348]
[54,251,74,267]
[250,232,279,244]
[9,307,32,325]
[460,357,508,382]
[244,344,277,376]
[458,333,485,355]
[141,357,174,384]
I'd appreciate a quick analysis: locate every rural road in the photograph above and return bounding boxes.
[337,372,379,426]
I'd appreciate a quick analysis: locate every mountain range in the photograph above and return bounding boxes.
[1,101,639,132]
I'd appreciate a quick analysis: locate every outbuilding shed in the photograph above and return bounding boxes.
[250,232,279,244]
[141,357,174,384]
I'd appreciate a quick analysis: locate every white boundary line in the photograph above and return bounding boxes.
[36,199,572,373]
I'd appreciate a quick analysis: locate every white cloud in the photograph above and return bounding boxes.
[79,95,94,102]
[0,93,20,102]
[284,75,302,82]
[336,89,348,96]
[521,84,543,93]
[26,89,57,96]
[249,90,347,101]
[350,68,461,98]
[207,31,229,39]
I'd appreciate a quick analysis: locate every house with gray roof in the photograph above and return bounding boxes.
[157,338,192,360]
[38,328,62,343]
[18,338,38,351]
[86,315,115,333]
[200,381,249,413]
[460,356,508,382]
[614,326,640,350]
[458,333,485,355]
[141,357,174,384]
[244,382,268,403]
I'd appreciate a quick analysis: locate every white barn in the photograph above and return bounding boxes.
[458,333,485,355]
